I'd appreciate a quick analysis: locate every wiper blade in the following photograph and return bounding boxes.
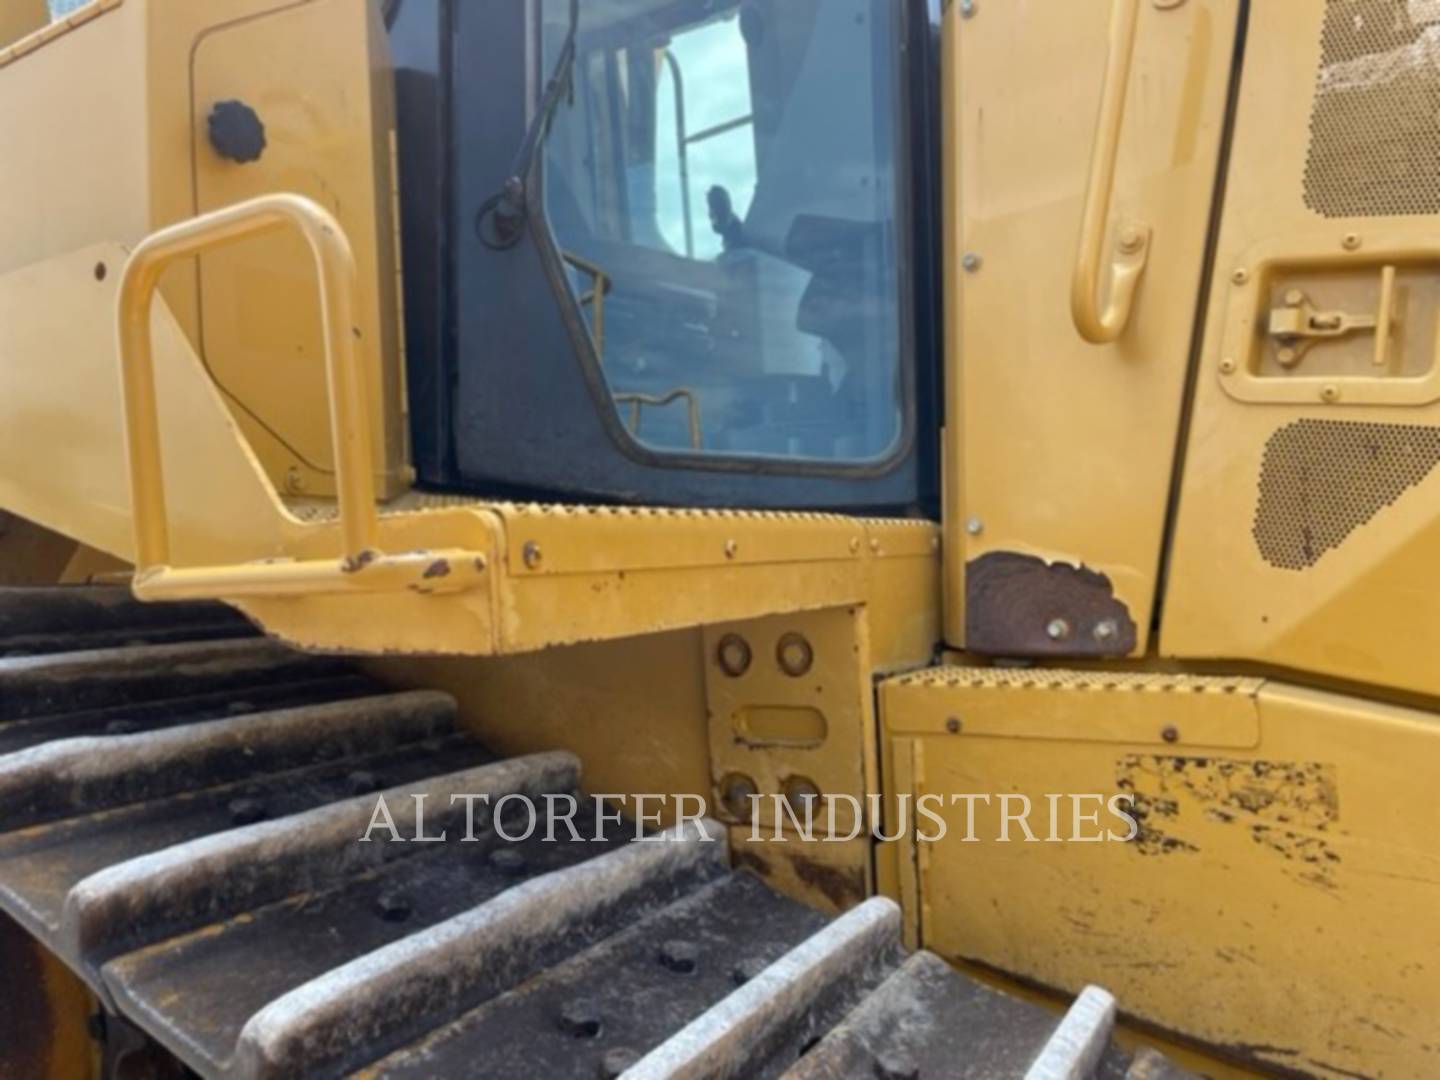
[476,0,581,250]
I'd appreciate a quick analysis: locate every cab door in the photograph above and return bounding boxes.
[1163,1,1440,697]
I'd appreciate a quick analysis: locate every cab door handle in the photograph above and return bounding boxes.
[1071,0,1152,345]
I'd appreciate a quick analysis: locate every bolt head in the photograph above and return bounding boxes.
[776,632,815,677]
[599,1048,641,1079]
[965,515,984,536]
[732,956,771,985]
[783,776,822,813]
[557,999,603,1039]
[658,939,700,974]
[375,889,412,922]
[521,540,543,569]
[716,633,752,677]
[961,251,982,272]
[720,773,759,820]
[1093,619,1118,643]
[1045,618,1071,641]
[1161,725,1180,743]
[873,1050,921,1080]
[946,716,962,734]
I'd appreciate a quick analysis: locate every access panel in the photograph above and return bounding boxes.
[1164,0,1440,696]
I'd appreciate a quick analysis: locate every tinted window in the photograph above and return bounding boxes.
[542,0,905,463]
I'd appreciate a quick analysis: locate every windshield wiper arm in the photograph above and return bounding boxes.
[476,0,581,250]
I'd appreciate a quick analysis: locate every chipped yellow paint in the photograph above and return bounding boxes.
[881,667,1440,1079]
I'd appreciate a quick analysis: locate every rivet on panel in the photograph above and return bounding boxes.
[1045,618,1071,641]
[1218,357,1236,374]
[1093,619,1119,643]
[1320,384,1340,403]
[1230,268,1249,285]
[965,516,984,536]
[1161,725,1180,743]
[945,716,962,734]
[724,539,739,559]
[1342,233,1361,251]
[960,0,976,18]
[522,540,543,569]
[961,251,982,272]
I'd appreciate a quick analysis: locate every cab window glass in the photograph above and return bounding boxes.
[542,0,905,463]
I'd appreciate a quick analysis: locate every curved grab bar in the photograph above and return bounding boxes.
[1071,0,1151,345]
[118,194,378,571]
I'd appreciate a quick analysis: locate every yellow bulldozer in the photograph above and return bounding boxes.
[1,0,1435,1076]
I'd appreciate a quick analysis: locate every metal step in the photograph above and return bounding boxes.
[0,588,1185,1079]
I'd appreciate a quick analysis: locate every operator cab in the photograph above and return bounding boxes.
[390,0,940,512]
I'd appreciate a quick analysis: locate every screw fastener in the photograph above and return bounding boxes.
[1045,618,1071,641]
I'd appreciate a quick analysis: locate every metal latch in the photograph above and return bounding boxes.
[1268,264,1396,368]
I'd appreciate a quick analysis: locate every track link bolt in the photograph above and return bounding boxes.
[599,1048,641,1078]
[658,939,700,974]
[558,999,603,1039]
[874,1050,921,1080]
[375,889,412,923]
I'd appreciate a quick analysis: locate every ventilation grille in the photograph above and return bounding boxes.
[1304,0,1440,217]
[1254,419,1440,569]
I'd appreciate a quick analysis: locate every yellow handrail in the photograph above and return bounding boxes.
[117,193,483,599]
[614,388,703,450]
[1070,0,1151,345]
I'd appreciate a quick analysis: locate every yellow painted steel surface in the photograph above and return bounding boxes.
[944,0,1238,654]
[1163,0,1440,699]
[187,0,407,499]
[882,666,1440,1079]
[0,0,406,502]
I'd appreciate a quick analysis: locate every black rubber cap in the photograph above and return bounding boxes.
[207,99,267,164]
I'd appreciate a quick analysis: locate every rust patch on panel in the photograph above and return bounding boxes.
[1118,756,1340,877]
[784,851,867,910]
[965,551,1137,658]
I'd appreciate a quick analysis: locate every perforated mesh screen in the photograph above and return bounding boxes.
[1254,419,1440,569]
[1304,0,1440,217]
